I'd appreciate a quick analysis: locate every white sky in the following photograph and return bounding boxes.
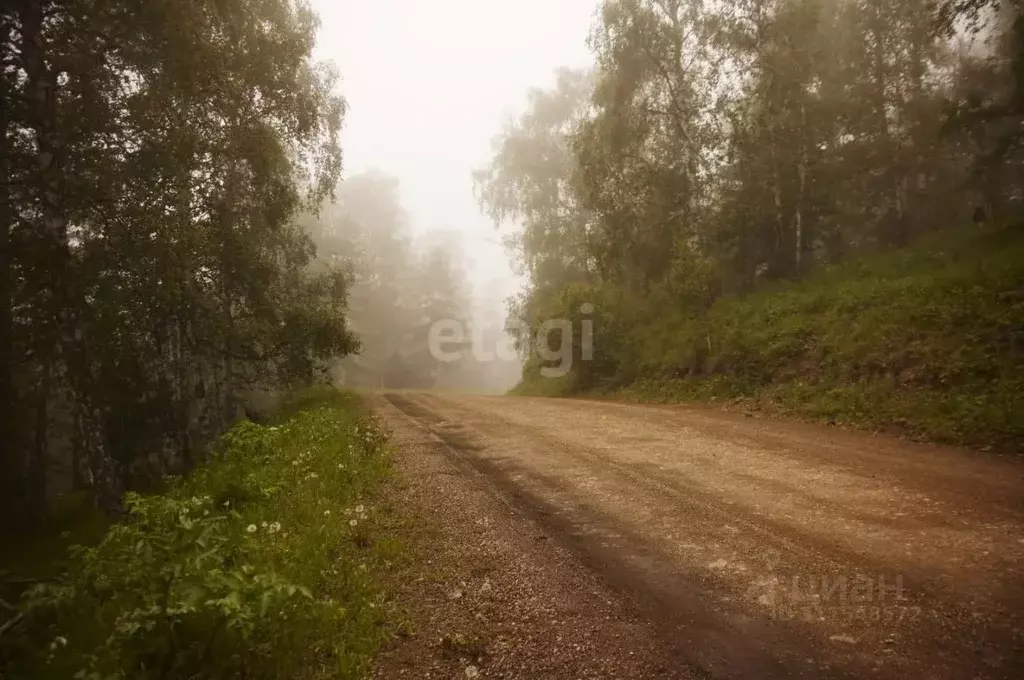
[311,0,599,302]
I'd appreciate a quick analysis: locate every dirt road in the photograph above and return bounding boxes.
[375,392,1024,679]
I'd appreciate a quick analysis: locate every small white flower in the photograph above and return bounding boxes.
[338,463,345,470]
[246,524,257,534]
[261,521,268,528]
[349,519,358,527]
[269,522,282,534]
[323,510,331,517]
[355,504,365,514]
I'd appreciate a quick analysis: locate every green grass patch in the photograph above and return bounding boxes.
[508,369,576,398]
[1,387,399,679]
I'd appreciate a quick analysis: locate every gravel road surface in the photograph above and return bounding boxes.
[374,392,1024,679]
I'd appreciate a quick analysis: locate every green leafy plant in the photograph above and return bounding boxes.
[2,389,397,679]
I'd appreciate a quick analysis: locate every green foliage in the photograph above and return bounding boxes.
[518,226,1024,450]
[2,389,395,679]
[1,0,354,526]
[473,68,596,286]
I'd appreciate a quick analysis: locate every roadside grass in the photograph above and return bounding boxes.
[508,371,575,398]
[515,225,1024,451]
[1,387,401,679]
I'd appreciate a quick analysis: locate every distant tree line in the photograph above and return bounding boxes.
[0,0,355,532]
[476,0,1023,386]
[306,172,518,392]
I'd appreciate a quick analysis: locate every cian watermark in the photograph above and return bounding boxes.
[746,570,920,625]
[428,304,595,378]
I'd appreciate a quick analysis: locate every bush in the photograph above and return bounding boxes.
[2,389,396,679]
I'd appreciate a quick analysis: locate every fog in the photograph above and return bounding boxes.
[308,0,599,391]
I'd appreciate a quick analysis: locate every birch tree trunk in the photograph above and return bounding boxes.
[220,158,238,427]
[0,13,20,527]
[20,0,120,514]
[795,99,808,276]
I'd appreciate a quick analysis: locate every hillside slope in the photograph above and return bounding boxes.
[515,225,1024,451]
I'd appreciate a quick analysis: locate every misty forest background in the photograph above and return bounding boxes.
[2,0,1023,534]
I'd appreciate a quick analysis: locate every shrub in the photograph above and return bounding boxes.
[2,389,395,679]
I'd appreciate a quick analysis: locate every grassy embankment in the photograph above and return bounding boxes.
[1,388,402,679]
[515,225,1024,451]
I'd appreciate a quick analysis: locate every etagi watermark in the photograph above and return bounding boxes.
[428,304,595,377]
